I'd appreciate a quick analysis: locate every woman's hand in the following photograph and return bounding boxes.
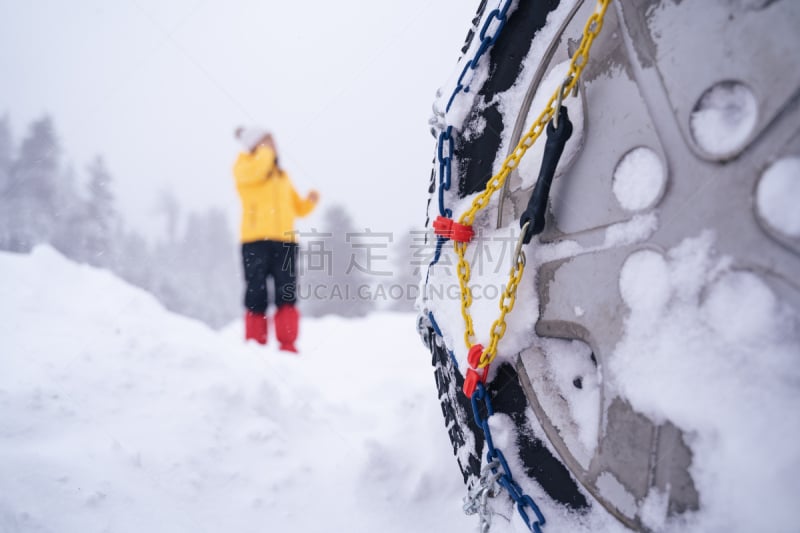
[308,190,320,203]
[257,133,275,151]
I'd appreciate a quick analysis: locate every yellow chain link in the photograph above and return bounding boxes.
[456,0,611,367]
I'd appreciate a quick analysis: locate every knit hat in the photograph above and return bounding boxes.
[235,127,270,152]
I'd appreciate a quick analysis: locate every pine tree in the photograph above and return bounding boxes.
[298,205,374,317]
[156,189,180,245]
[115,230,153,289]
[0,115,11,191]
[81,156,120,267]
[6,116,62,252]
[148,207,241,328]
[52,156,85,262]
[49,164,83,261]
[178,208,240,327]
[0,115,15,250]
[385,228,421,312]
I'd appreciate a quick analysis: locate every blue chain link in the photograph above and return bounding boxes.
[428,124,455,279]
[471,382,546,533]
[426,5,546,530]
[425,1,516,393]
[446,0,513,112]
[428,311,459,369]
[437,126,454,216]
[427,0,513,278]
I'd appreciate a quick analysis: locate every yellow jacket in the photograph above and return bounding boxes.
[233,146,316,243]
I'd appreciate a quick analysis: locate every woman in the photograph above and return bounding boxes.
[233,128,319,352]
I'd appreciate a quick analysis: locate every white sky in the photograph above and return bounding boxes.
[0,0,478,240]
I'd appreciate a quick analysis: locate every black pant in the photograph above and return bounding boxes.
[242,240,298,313]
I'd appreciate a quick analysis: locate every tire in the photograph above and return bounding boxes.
[420,1,800,531]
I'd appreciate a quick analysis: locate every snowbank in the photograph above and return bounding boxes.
[0,247,471,533]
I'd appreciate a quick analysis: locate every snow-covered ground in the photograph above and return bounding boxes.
[0,247,472,533]
[3,245,800,533]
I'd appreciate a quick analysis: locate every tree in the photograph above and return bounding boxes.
[50,164,86,260]
[0,111,244,330]
[0,115,12,191]
[115,230,153,290]
[0,115,15,250]
[298,205,374,317]
[81,156,120,267]
[179,207,240,327]
[5,116,62,252]
[156,188,180,245]
[384,228,422,312]
[149,207,241,328]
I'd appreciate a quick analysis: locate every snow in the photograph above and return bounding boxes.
[4,221,798,533]
[638,489,669,532]
[0,246,638,533]
[603,213,659,248]
[618,249,671,318]
[689,82,758,157]
[611,232,800,532]
[0,247,473,533]
[469,405,629,533]
[428,213,800,531]
[612,147,665,211]
[756,156,800,237]
[527,337,601,457]
[426,209,659,379]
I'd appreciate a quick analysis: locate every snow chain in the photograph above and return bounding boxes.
[427,1,611,532]
[456,0,612,373]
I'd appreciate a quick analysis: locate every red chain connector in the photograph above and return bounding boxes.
[433,215,474,243]
[463,366,489,398]
[463,343,489,398]
[467,343,484,367]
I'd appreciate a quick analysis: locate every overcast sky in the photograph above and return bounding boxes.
[0,0,478,239]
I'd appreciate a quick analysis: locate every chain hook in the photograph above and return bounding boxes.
[552,76,573,129]
[463,455,506,532]
[514,221,530,269]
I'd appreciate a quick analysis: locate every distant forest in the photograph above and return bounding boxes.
[0,114,419,327]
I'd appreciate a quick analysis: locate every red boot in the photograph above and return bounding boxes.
[245,310,267,345]
[274,304,299,353]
